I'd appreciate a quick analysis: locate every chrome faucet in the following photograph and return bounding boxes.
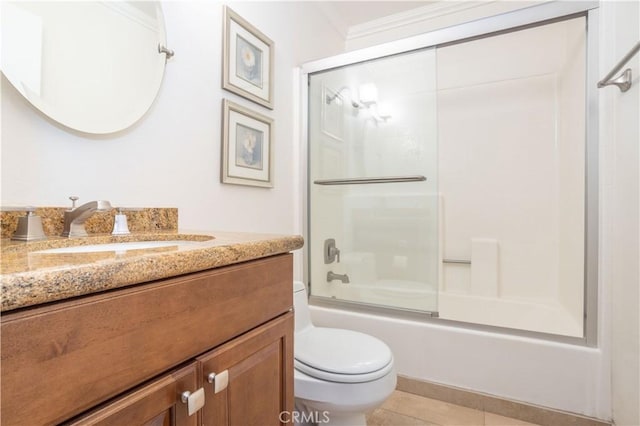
[327,271,350,284]
[61,196,113,237]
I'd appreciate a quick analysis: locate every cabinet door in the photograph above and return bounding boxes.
[66,363,201,426]
[198,313,294,426]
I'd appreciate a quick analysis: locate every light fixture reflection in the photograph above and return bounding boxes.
[358,83,378,106]
[324,83,391,122]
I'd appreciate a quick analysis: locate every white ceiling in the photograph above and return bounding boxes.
[321,1,433,30]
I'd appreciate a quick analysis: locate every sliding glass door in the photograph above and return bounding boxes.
[308,48,440,314]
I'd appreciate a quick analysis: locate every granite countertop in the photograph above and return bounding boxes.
[0,230,304,312]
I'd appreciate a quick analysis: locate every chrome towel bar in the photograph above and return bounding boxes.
[313,175,426,185]
[598,41,640,93]
[443,259,471,265]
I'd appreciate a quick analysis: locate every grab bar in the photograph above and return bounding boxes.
[313,175,426,185]
[598,41,640,93]
[443,259,471,265]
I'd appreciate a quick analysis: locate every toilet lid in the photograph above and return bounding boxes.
[295,327,393,382]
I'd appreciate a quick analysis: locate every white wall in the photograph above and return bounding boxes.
[599,1,640,425]
[1,1,344,236]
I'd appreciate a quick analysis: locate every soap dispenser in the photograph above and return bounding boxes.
[111,208,130,235]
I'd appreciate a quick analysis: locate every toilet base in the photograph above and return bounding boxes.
[294,399,367,426]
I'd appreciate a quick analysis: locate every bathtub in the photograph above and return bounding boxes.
[329,279,438,312]
[309,302,606,420]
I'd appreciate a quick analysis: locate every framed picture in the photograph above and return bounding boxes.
[221,99,274,188]
[223,6,274,109]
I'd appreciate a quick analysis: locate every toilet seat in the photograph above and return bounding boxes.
[294,357,394,383]
[294,327,394,383]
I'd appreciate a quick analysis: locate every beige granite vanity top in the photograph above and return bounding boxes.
[0,230,304,312]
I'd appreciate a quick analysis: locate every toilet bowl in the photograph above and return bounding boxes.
[293,281,396,426]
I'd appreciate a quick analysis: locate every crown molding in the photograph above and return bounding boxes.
[346,1,497,41]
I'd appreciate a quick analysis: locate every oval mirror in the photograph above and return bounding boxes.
[1,1,169,134]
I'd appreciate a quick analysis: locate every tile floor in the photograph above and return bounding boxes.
[366,391,540,426]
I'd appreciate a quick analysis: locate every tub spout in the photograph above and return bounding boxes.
[327,271,350,283]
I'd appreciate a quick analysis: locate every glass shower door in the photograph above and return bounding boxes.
[308,48,439,314]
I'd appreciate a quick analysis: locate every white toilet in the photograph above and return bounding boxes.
[293,281,396,426]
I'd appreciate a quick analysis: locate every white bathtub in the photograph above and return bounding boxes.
[309,303,607,420]
[331,279,438,312]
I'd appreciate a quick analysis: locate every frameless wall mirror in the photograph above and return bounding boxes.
[1,1,171,134]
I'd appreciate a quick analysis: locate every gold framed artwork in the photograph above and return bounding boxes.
[221,99,274,188]
[223,6,274,109]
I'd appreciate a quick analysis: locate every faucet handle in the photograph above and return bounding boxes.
[324,238,341,264]
[68,196,79,209]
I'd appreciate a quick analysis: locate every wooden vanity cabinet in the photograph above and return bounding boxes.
[1,254,294,426]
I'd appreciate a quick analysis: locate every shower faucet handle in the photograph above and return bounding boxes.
[324,238,341,264]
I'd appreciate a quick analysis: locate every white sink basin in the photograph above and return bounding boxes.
[35,240,201,254]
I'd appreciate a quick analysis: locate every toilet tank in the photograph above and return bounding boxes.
[293,281,313,333]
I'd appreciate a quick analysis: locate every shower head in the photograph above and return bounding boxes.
[325,86,350,105]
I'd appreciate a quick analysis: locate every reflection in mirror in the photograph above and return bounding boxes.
[1,1,169,134]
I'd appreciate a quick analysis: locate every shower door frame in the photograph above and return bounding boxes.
[300,0,600,347]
